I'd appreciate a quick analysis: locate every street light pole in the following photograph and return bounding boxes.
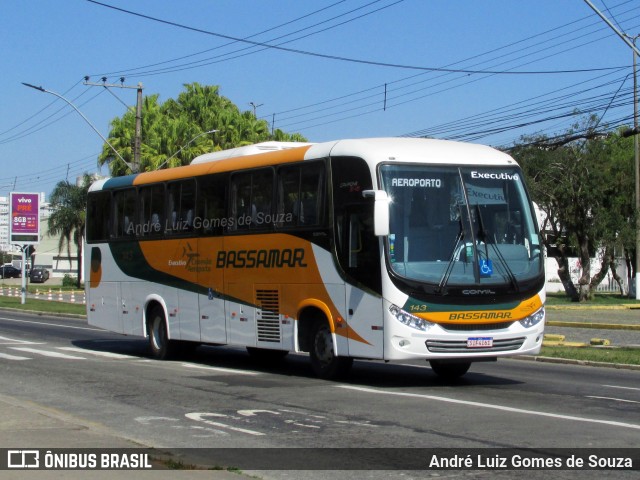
[22,82,136,173]
[155,129,218,170]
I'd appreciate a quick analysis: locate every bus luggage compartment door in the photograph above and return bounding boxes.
[88,281,122,333]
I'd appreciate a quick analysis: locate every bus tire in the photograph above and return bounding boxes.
[309,319,353,379]
[147,307,175,360]
[429,360,471,379]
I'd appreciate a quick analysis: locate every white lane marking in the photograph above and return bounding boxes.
[185,412,265,436]
[335,420,379,428]
[338,385,640,431]
[284,419,321,429]
[9,347,86,360]
[603,384,640,392]
[237,410,280,417]
[135,416,180,425]
[0,335,43,345]
[587,396,640,405]
[57,347,136,359]
[0,352,31,360]
[0,317,101,332]
[181,363,260,376]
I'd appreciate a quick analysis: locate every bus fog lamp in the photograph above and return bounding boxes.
[389,304,432,331]
[519,307,545,328]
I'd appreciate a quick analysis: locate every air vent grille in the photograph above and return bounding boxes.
[256,289,281,343]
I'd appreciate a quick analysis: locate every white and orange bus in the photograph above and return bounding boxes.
[85,138,545,379]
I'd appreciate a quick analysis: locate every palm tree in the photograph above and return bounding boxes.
[48,174,93,288]
[98,82,308,176]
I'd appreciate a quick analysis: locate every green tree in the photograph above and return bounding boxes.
[48,174,93,288]
[512,122,635,301]
[98,82,306,175]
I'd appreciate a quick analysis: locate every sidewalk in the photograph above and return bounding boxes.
[0,394,250,478]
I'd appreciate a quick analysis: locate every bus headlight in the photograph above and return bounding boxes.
[519,307,545,328]
[389,304,433,331]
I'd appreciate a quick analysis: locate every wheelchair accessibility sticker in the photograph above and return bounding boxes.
[479,259,493,278]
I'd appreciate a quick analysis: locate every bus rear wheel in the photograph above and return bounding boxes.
[429,360,471,379]
[147,307,175,360]
[309,319,353,379]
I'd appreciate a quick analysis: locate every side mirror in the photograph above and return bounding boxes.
[362,190,390,236]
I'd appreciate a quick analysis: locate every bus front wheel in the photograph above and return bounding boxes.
[147,307,175,360]
[429,360,471,379]
[309,319,353,379]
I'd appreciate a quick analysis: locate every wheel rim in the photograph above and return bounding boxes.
[313,325,334,366]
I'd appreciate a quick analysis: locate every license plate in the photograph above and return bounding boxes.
[467,337,493,348]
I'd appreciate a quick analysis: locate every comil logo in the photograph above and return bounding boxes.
[8,450,39,468]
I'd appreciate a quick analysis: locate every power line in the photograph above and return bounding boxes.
[95,0,401,79]
[268,3,639,131]
[85,0,627,76]
[0,87,106,145]
[94,0,350,78]
[3,0,637,194]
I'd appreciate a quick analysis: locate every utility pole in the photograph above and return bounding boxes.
[633,35,640,299]
[83,77,143,173]
[583,1,640,298]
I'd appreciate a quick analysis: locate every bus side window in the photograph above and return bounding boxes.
[277,167,300,227]
[86,191,111,243]
[197,174,226,236]
[167,180,196,235]
[276,161,325,228]
[113,188,137,238]
[300,162,324,226]
[138,184,164,238]
[230,169,273,232]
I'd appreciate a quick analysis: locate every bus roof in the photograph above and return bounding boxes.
[191,141,313,164]
[307,137,516,167]
[190,138,516,167]
[90,138,517,192]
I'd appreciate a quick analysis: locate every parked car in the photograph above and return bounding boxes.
[29,266,50,283]
[0,265,21,279]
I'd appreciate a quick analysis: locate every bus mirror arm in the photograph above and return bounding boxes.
[362,190,390,236]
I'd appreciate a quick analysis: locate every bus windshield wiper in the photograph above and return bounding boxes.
[437,208,464,294]
[475,204,519,292]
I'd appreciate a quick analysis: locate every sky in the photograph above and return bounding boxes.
[1,0,638,199]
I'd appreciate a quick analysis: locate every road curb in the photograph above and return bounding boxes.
[0,306,86,319]
[546,320,640,330]
[513,354,640,371]
[546,305,629,310]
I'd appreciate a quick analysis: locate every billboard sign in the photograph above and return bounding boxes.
[10,192,40,244]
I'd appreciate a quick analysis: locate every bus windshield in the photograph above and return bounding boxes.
[380,164,542,289]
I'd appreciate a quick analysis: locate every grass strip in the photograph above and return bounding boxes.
[0,296,86,316]
[540,346,640,365]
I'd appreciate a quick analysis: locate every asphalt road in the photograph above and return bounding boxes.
[0,311,639,479]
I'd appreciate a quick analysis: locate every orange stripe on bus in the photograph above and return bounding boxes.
[133,145,313,185]
[136,233,371,346]
[417,295,543,324]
